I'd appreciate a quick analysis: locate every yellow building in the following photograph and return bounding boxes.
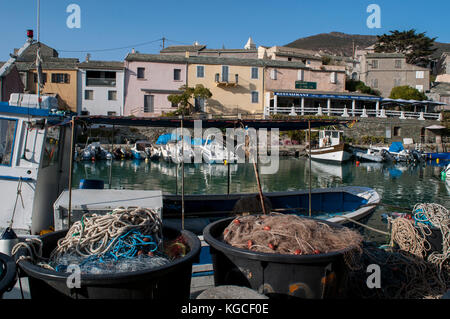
[29,59,79,113]
[187,56,264,115]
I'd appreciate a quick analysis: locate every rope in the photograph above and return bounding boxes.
[11,238,45,264]
[51,207,162,261]
[389,203,450,281]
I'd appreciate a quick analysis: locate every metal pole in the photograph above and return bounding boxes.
[108,125,114,189]
[68,118,76,228]
[308,120,312,217]
[37,0,41,109]
[181,116,185,230]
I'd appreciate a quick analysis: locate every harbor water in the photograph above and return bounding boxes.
[72,158,450,245]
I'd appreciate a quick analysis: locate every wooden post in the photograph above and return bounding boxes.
[68,118,76,228]
[308,120,312,217]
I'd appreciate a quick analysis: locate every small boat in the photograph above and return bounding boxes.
[131,140,152,160]
[81,142,113,161]
[425,152,450,161]
[309,130,352,163]
[352,147,387,163]
[200,134,238,164]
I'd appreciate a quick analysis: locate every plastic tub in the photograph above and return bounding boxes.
[14,226,201,299]
[0,252,17,298]
[203,217,356,299]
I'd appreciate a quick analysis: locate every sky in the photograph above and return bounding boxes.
[0,0,449,62]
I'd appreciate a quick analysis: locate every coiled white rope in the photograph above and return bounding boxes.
[51,207,162,261]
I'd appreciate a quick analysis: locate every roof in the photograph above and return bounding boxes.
[78,60,124,70]
[160,45,206,53]
[430,82,450,95]
[125,53,308,69]
[366,53,406,58]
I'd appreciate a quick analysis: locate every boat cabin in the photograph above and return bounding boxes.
[318,130,343,148]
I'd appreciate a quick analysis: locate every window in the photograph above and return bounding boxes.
[33,73,47,84]
[108,91,117,101]
[416,85,424,92]
[195,98,205,112]
[137,67,145,79]
[330,72,337,84]
[174,69,181,81]
[395,60,402,69]
[394,127,401,137]
[371,60,378,69]
[85,90,94,100]
[270,69,277,80]
[42,126,61,168]
[251,91,259,103]
[197,66,204,78]
[51,73,70,84]
[416,71,424,79]
[0,119,17,166]
[222,66,229,82]
[251,67,258,79]
[287,57,292,62]
[297,69,304,81]
[86,71,116,86]
[107,111,117,116]
[171,101,178,108]
[144,95,154,113]
[372,78,379,88]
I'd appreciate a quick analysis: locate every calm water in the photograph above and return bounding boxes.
[72,158,449,244]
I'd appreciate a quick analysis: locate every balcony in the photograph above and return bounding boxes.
[86,78,116,87]
[215,73,238,87]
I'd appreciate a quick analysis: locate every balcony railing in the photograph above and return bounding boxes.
[214,73,238,87]
[86,78,116,87]
[264,106,442,121]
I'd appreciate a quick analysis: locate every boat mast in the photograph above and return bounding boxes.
[36,0,42,109]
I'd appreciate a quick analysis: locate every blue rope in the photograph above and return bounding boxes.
[55,230,161,270]
[413,209,434,227]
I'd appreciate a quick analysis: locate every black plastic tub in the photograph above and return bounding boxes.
[0,252,17,298]
[203,217,356,299]
[14,226,201,299]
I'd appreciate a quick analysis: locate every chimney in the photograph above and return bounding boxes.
[185,51,190,58]
[85,53,91,62]
[131,48,136,54]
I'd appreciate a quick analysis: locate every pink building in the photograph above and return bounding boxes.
[124,54,187,117]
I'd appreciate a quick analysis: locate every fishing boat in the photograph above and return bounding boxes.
[308,130,352,163]
[352,147,388,163]
[80,142,113,161]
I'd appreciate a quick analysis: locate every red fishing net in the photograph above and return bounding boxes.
[223,213,363,255]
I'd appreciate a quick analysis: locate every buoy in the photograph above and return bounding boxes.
[0,228,19,255]
[224,160,227,166]
[356,161,360,167]
[437,158,440,164]
[145,158,149,163]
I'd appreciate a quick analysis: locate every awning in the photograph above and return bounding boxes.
[74,115,353,131]
[426,125,446,130]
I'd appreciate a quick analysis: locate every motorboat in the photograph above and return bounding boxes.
[131,140,152,160]
[200,134,239,164]
[308,130,352,163]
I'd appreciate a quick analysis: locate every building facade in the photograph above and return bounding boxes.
[360,53,430,97]
[78,60,125,116]
[124,54,187,117]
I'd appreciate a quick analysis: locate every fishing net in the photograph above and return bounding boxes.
[346,244,450,299]
[223,213,363,255]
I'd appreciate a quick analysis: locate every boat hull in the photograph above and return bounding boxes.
[309,144,352,163]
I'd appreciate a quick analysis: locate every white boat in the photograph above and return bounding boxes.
[308,130,352,163]
[200,134,239,164]
[353,147,386,163]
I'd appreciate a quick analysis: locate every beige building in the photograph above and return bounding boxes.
[360,53,430,97]
[187,56,264,115]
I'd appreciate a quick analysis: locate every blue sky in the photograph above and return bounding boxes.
[0,0,449,62]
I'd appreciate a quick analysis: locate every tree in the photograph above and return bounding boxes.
[389,85,428,101]
[167,84,212,116]
[374,29,437,67]
[346,79,381,96]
